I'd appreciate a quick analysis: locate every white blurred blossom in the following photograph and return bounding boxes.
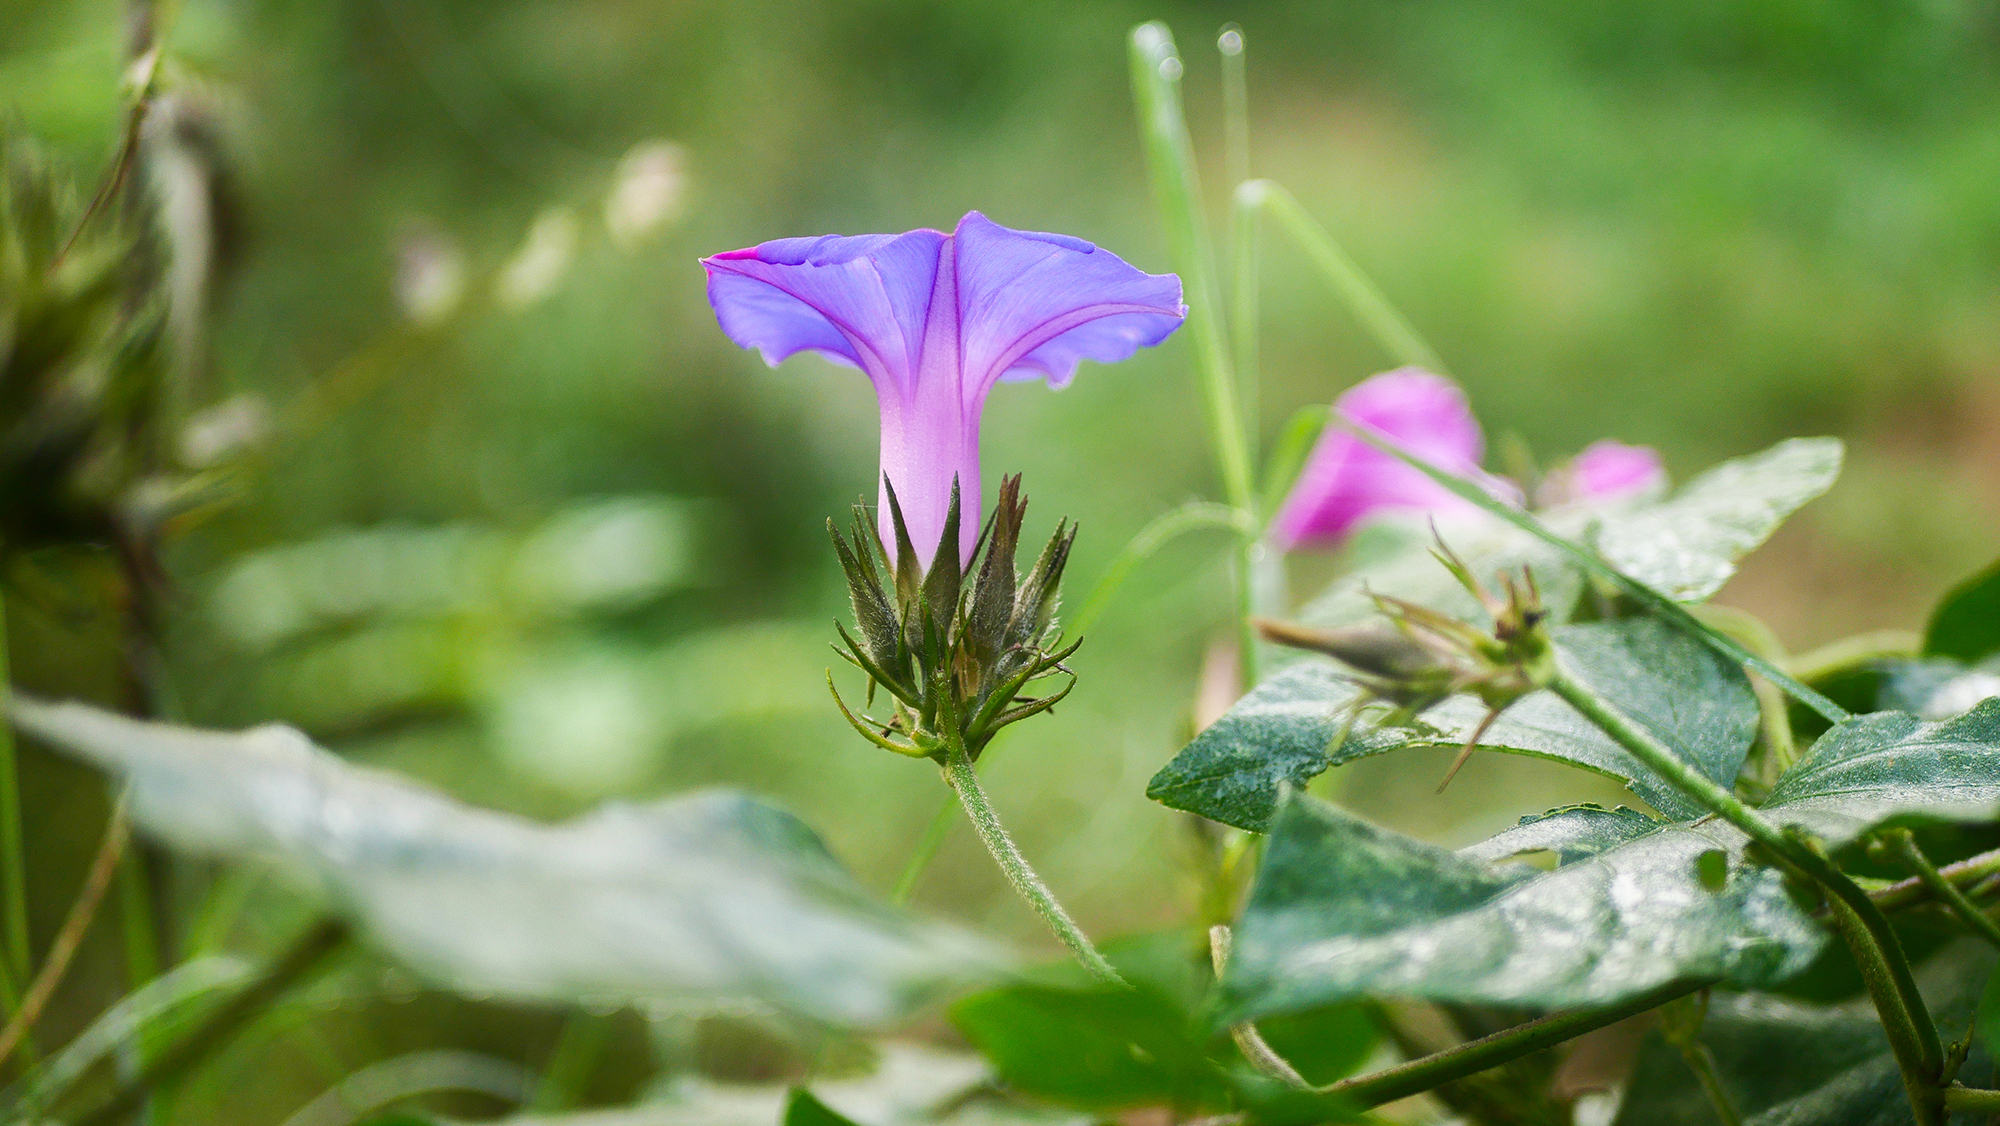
[604,140,688,248]
[395,228,466,324]
[179,393,269,467]
[495,207,577,310]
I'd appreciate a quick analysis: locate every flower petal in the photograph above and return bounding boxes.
[700,229,948,392]
[1542,440,1666,507]
[952,212,1184,398]
[1274,369,1512,549]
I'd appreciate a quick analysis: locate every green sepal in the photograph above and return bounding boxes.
[920,476,964,635]
[828,518,900,671]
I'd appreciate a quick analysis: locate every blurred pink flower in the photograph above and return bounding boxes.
[1272,369,1514,549]
[1540,439,1666,507]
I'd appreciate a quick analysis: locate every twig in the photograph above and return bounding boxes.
[0,802,130,1069]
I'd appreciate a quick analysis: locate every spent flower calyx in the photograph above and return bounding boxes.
[827,474,1078,764]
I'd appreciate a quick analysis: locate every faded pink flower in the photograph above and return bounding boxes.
[1273,369,1512,549]
[1540,440,1666,507]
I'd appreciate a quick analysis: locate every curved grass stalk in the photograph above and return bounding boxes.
[1130,23,1262,688]
[1236,179,1444,374]
[1073,502,1255,637]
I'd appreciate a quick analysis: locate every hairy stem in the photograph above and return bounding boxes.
[1890,831,2000,950]
[1545,664,1944,1115]
[69,919,349,1126]
[1208,925,1310,1089]
[1325,978,1709,1109]
[943,744,1124,986]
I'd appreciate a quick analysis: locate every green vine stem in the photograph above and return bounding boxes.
[1543,664,1945,1123]
[1944,1086,2000,1112]
[1326,977,1709,1109]
[943,742,1125,987]
[1888,831,2000,950]
[1872,846,2000,913]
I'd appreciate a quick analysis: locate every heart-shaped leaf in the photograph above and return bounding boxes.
[1149,617,1759,830]
[10,697,1002,1027]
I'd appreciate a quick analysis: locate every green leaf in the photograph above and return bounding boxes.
[9,697,1002,1027]
[1764,697,2000,845]
[953,982,1228,1111]
[1619,943,1994,1126]
[1926,555,2000,665]
[1216,793,1826,1023]
[1148,617,1759,830]
[1349,430,1850,721]
[1219,698,2000,1022]
[784,1089,863,1126]
[1589,436,1842,602]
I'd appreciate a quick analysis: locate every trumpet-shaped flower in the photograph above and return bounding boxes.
[1272,369,1511,549]
[702,211,1184,566]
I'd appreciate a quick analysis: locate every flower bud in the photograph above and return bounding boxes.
[826,474,1079,764]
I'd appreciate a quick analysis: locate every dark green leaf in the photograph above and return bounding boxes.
[1216,793,1825,1023]
[1926,555,2000,665]
[1149,617,1759,830]
[1764,697,2000,845]
[9,697,1002,1027]
[784,1089,863,1126]
[1618,943,1994,1126]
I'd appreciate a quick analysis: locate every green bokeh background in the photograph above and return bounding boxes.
[5,0,2000,1118]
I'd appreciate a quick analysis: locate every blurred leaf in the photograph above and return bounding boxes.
[491,1044,1074,1126]
[1617,943,1994,1126]
[1149,617,1759,830]
[953,983,1226,1111]
[1214,793,1823,1023]
[9,697,1003,1027]
[1925,556,2000,665]
[786,1089,864,1126]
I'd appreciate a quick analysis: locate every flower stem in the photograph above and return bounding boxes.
[1889,830,2000,951]
[1544,663,1944,1120]
[943,743,1124,986]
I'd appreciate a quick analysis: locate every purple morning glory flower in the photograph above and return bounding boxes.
[1539,439,1666,507]
[702,211,1185,565]
[1272,369,1515,549]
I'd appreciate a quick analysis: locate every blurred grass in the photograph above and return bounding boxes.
[4,0,2000,1118]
